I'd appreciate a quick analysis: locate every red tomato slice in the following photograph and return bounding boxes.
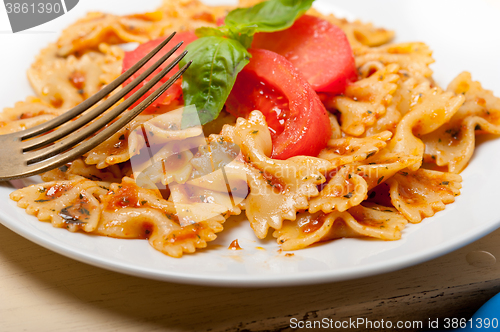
[252,15,357,94]
[226,49,332,159]
[122,32,197,109]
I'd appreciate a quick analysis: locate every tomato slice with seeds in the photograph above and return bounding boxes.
[226,48,332,159]
[121,32,198,109]
[252,15,357,94]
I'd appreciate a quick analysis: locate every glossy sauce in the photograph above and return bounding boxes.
[49,93,63,108]
[69,71,85,90]
[299,213,326,234]
[228,239,242,250]
[19,110,47,119]
[331,138,353,155]
[167,223,203,244]
[141,222,154,239]
[43,183,72,200]
[105,183,140,210]
[261,171,286,194]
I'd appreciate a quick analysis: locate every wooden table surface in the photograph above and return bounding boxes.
[1,221,500,332]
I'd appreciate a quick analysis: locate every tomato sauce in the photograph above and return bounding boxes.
[142,222,154,239]
[167,223,204,244]
[330,139,353,155]
[261,170,286,194]
[105,183,140,210]
[49,93,63,108]
[300,213,326,234]
[228,239,242,250]
[19,111,47,119]
[69,71,85,90]
[44,183,72,199]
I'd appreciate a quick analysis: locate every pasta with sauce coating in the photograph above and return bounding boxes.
[5,0,500,257]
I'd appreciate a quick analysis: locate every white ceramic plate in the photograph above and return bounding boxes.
[1,0,500,287]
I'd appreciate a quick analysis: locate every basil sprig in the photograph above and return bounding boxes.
[195,24,258,49]
[180,0,314,127]
[225,0,314,33]
[180,37,250,128]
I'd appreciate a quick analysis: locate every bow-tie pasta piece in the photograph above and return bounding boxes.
[344,204,408,240]
[387,169,462,223]
[40,158,128,183]
[130,107,208,187]
[56,13,151,56]
[374,83,465,171]
[161,133,247,223]
[353,154,422,190]
[352,43,437,136]
[326,64,399,136]
[168,140,247,223]
[0,97,62,135]
[273,212,340,251]
[358,72,430,137]
[169,182,242,225]
[56,0,224,56]
[274,204,407,250]
[221,111,332,238]
[87,106,200,172]
[309,166,368,213]
[318,131,392,167]
[363,74,428,136]
[243,151,330,238]
[136,150,194,188]
[307,8,394,53]
[356,43,434,81]
[96,177,226,257]
[84,114,155,169]
[422,72,500,173]
[10,176,106,232]
[188,140,248,203]
[29,43,124,110]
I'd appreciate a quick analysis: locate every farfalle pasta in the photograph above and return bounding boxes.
[4,0,500,258]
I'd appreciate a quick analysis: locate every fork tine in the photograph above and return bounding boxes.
[26,52,189,165]
[19,31,178,140]
[22,40,185,152]
[23,61,192,176]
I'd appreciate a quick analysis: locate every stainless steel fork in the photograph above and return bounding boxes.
[0,32,192,181]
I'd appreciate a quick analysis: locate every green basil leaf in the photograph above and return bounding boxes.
[226,24,258,49]
[225,0,314,33]
[195,24,257,49]
[195,27,225,38]
[180,36,251,128]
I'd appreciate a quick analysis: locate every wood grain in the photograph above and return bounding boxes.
[1,222,500,332]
